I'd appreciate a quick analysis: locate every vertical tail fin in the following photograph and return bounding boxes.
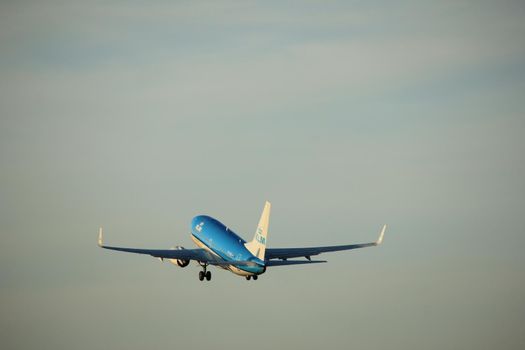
[245,201,271,260]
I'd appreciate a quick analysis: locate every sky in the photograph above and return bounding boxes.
[1,1,524,349]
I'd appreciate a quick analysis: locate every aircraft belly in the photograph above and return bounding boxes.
[227,265,254,276]
[191,234,262,276]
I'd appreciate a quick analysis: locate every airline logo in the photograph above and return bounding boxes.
[195,222,204,232]
[255,227,266,245]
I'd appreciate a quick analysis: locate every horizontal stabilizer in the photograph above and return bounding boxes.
[265,260,327,267]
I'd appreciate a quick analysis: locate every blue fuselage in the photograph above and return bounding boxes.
[190,215,265,275]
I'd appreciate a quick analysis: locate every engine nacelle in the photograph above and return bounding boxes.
[168,246,190,268]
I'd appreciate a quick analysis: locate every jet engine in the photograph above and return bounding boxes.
[168,246,190,267]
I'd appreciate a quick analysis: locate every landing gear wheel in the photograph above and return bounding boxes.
[252,275,258,280]
[198,262,209,281]
[246,276,251,280]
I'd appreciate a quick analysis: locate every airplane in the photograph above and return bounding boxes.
[98,201,386,281]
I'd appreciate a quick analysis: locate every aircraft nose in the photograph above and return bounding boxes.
[190,216,198,230]
[190,215,205,231]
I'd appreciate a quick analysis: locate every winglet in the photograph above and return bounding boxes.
[376,224,387,245]
[98,227,103,247]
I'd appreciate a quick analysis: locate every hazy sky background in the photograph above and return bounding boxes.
[1,1,524,349]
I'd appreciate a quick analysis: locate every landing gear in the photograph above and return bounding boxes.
[246,276,251,280]
[198,262,211,281]
[245,275,258,281]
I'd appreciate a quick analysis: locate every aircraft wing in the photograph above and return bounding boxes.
[265,224,386,260]
[97,228,259,267]
[265,260,327,266]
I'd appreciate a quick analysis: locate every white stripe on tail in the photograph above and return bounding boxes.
[245,201,271,260]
